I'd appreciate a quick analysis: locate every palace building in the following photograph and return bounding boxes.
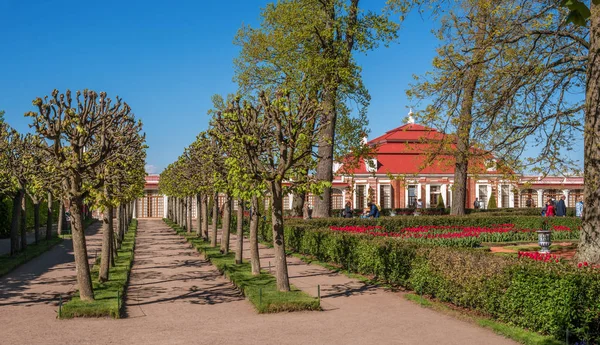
[134,117,584,218]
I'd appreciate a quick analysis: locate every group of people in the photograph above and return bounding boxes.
[541,195,584,218]
[342,201,380,219]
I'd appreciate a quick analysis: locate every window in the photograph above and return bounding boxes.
[543,189,561,202]
[568,189,583,207]
[478,185,488,209]
[501,185,510,208]
[520,189,537,208]
[331,189,344,210]
[356,185,366,210]
[379,185,393,209]
[429,185,441,207]
[283,194,290,210]
[407,185,417,208]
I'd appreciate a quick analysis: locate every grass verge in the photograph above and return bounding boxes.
[0,218,97,278]
[164,219,320,313]
[60,219,137,319]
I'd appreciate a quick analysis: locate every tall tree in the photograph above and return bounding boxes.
[213,90,324,291]
[27,89,144,301]
[234,0,399,217]
[406,0,584,214]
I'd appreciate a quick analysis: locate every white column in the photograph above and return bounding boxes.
[288,193,294,210]
[537,189,544,206]
[509,185,515,208]
[163,195,168,218]
[487,185,492,208]
[563,189,570,200]
[425,184,431,208]
[441,184,447,207]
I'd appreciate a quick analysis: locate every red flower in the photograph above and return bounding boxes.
[578,263,583,268]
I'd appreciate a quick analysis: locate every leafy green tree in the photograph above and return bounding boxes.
[213,90,323,291]
[487,193,497,209]
[406,0,584,215]
[234,0,400,218]
[27,89,143,301]
[556,0,600,263]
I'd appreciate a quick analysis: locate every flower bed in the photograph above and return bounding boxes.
[328,224,577,247]
[518,251,561,263]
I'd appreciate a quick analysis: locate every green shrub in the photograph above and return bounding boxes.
[283,224,600,343]
[289,215,581,233]
[488,194,498,209]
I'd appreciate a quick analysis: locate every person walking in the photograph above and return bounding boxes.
[473,198,481,209]
[576,197,584,218]
[555,195,567,217]
[545,199,556,217]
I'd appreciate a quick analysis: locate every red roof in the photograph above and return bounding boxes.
[343,123,497,175]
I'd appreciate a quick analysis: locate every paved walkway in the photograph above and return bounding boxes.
[0,219,517,345]
[0,224,59,256]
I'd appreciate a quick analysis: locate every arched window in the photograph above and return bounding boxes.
[520,189,537,208]
[568,189,583,207]
[331,188,344,210]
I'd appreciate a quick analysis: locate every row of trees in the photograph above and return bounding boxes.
[0,89,147,301]
[159,0,599,292]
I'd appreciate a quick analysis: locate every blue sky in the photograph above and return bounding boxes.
[0,0,583,174]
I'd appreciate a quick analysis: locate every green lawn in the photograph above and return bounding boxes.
[164,219,320,313]
[60,220,137,318]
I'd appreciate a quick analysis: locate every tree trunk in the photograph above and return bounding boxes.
[57,201,65,236]
[450,11,487,216]
[46,192,53,241]
[211,193,218,247]
[291,192,305,217]
[250,195,261,275]
[10,190,23,256]
[235,199,244,264]
[20,192,27,251]
[577,4,600,264]
[117,205,124,247]
[269,180,290,291]
[99,206,113,282]
[220,194,232,254]
[180,198,185,228]
[313,90,337,218]
[201,194,209,240]
[196,194,201,236]
[33,201,40,244]
[111,223,118,267]
[187,196,193,234]
[70,197,94,301]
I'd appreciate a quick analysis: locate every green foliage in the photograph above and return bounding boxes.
[0,196,60,238]
[165,219,320,313]
[288,215,581,233]
[61,219,137,318]
[282,223,600,342]
[487,194,498,209]
[436,195,445,209]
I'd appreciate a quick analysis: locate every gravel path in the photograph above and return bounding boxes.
[0,219,517,345]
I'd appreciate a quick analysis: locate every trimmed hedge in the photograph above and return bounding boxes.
[284,215,581,233]
[281,224,600,343]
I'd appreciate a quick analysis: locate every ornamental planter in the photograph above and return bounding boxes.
[537,230,552,254]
